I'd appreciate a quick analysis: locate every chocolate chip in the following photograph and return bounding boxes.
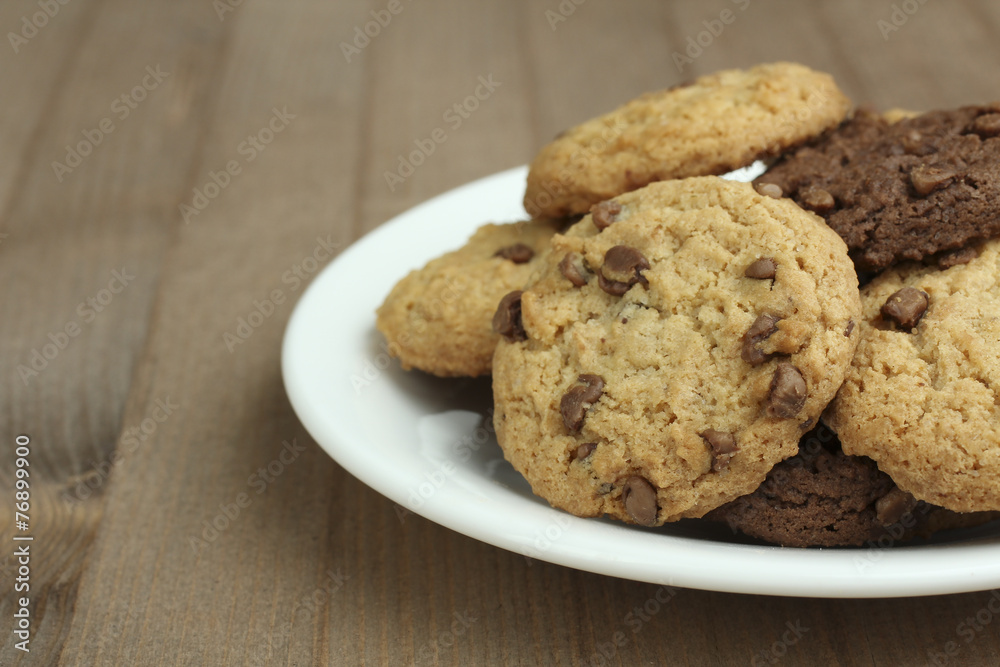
[901,130,927,155]
[571,442,597,462]
[591,200,622,230]
[603,246,647,274]
[622,476,658,526]
[767,363,807,419]
[577,375,604,401]
[492,291,526,342]
[599,245,649,296]
[701,430,737,472]
[881,287,929,330]
[754,182,783,199]
[875,488,918,526]
[936,246,978,269]
[910,165,956,196]
[845,319,855,337]
[971,113,1000,138]
[493,243,534,263]
[597,275,629,296]
[744,257,777,280]
[742,314,781,366]
[559,252,589,286]
[798,186,835,213]
[560,374,605,432]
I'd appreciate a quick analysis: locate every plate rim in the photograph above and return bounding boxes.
[282,166,1000,598]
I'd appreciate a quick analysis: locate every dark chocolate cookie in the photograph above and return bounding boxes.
[756,105,1000,273]
[707,424,1000,547]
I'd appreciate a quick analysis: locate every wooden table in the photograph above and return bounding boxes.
[4,1,1000,664]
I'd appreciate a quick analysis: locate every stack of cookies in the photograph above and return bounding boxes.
[376,62,1000,547]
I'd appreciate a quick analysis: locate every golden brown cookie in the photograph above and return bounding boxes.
[524,62,851,218]
[826,239,1000,512]
[376,219,560,377]
[493,177,861,525]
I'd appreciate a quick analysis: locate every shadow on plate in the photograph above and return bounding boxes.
[365,329,1000,550]
[363,326,494,413]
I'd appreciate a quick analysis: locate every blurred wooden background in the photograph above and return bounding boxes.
[3,0,1000,664]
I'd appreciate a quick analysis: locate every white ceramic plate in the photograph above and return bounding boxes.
[282,166,1000,598]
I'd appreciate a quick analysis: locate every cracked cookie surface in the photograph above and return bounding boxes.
[826,239,1000,512]
[376,219,560,377]
[757,105,1000,273]
[493,177,861,524]
[524,62,851,218]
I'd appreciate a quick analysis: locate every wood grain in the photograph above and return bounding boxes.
[3,1,1000,665]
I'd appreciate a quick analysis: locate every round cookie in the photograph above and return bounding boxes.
[524,62,851,218]
[376,219,560,377]
[707,423,999,547]
[826,239,1000,513]
[493,177,861,525]
[757,105,1000,273]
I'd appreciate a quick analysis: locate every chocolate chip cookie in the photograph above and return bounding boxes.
[376,219,560,377]
[826,239,1000,513]
[523,62,851,218]
[708,423,999,547]
[493,177,861,525]
[757,105,1000,273]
